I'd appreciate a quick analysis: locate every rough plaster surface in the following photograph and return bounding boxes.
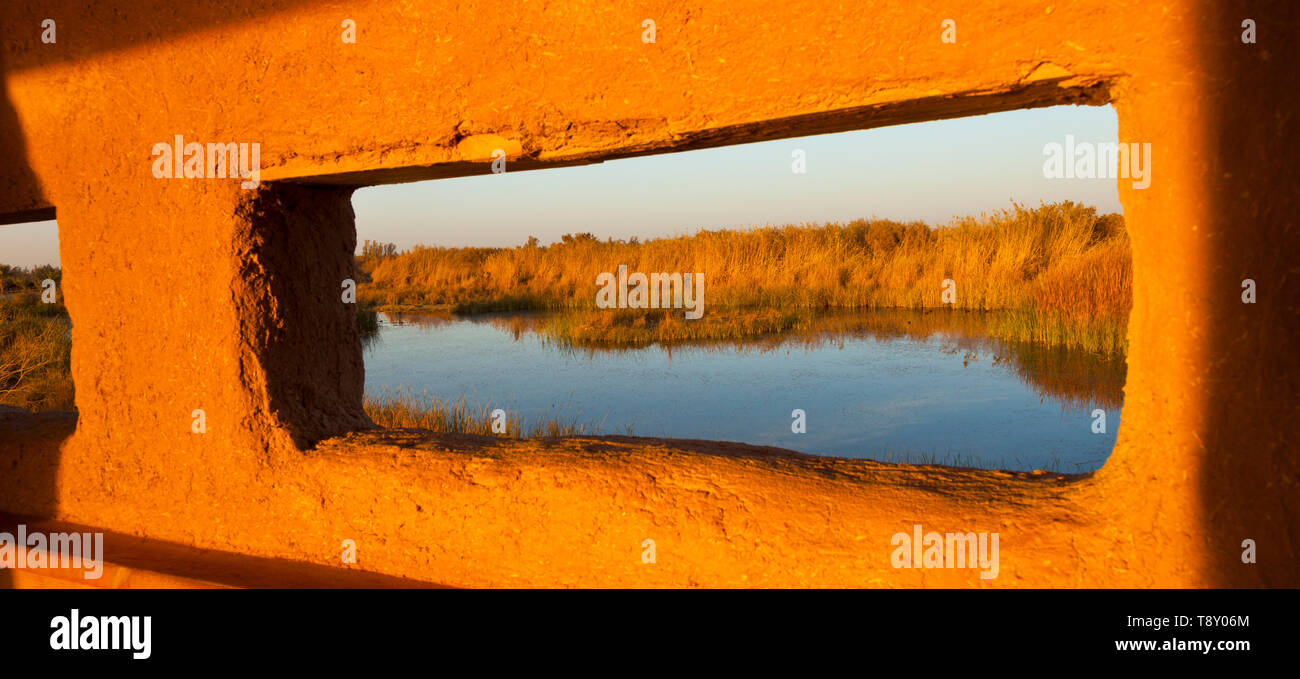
[0,1,1296,587]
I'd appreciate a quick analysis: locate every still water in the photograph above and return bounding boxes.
[363,310,1124,473]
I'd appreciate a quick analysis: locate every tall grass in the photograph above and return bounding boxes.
[363,387,608,437]
[0,292,74,411]
[359,201,1131,354]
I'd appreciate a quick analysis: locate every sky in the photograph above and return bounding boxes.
[0,104,1119,267]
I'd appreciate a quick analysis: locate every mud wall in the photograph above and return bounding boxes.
[0,1,1295,587]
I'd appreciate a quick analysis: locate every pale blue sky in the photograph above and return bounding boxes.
[0,105,1119,267]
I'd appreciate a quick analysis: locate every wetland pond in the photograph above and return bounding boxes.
[362,309,1125,473]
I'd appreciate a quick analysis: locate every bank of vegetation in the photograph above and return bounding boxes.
[357,201,1131,355]
[0,265,73,411]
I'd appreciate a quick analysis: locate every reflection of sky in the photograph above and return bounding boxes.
[364,315,1120,473]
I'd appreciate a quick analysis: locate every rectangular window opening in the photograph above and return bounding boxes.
[351,104,1129,475]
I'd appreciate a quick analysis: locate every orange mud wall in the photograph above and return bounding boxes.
[0,1,1295,587]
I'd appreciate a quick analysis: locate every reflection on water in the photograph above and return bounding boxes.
[363,309,1125,473]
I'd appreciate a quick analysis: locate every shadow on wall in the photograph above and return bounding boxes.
[0,44,51,220]
[0,1,325,73]
[1200,2,1300,587]
[0,408,75,561]
[0,48,69,554]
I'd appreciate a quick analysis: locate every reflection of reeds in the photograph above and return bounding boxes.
[541,307,804,347]
[531,305,1127,356]
[355,300,381,351]
[363,386,606,437]
[358,201,1131,354]
[355,301,379,335]
[990,336,1126,411]
[387,307,1127,412]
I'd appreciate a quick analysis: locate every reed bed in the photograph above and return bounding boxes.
[359,201,1131,355]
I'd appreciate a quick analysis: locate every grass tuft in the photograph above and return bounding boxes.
[362,387,606,437]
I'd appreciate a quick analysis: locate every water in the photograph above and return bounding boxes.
[362,310,1124,473]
